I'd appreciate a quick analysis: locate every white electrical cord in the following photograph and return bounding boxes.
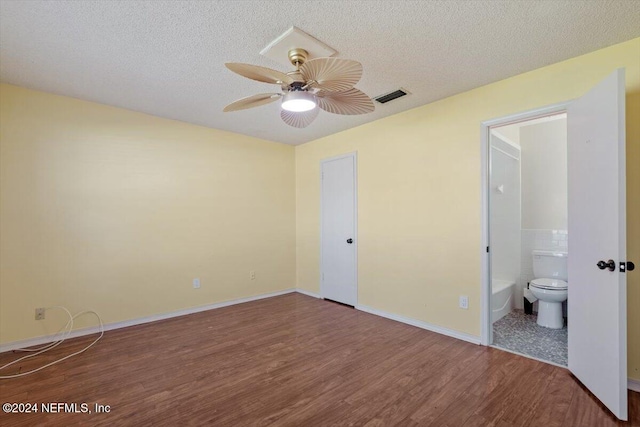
[0,307,104,379]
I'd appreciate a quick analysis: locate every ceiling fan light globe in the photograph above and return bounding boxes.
[282,91,316,112]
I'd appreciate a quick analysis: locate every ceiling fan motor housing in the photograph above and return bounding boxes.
[288,81,307,92]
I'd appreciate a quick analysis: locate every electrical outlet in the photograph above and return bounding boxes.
[35,308,45,320]
[193,278,200,289]
[250,271,256,280]
[459,296,469,310]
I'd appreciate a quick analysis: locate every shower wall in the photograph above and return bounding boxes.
[490,134,521,292]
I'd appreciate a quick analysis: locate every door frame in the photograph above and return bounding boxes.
[320,151,358,305]
[480,102,571,346]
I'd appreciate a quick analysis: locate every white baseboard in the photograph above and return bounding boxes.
[356,304,481,345]
[295,288,321,299]
[0,288,296,353]
[629,378,640,393]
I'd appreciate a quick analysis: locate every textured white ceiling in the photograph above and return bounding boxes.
[1,1,638,145]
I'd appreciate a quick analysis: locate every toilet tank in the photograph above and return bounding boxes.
[532,250,568,281]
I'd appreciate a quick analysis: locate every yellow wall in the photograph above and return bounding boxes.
[0,84,296,343]
[295,38,640,379]
[1,38,638,380]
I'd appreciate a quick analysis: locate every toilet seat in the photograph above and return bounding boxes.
[531,278,568,290]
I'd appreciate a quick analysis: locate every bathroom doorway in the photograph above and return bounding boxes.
[480,70,629,420]
[486,111,569,366]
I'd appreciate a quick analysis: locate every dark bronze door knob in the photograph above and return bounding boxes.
[597,259,616,271]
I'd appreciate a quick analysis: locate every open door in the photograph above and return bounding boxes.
[568,68,628,420]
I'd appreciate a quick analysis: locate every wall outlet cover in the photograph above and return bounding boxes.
[193,278,201,289]
[459,296,469,309]
[35,308,45,320]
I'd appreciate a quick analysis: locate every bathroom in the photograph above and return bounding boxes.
[489,113,568,366]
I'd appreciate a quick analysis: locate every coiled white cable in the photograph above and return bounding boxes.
[0,307,104,379]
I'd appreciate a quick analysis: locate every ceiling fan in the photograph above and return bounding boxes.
[223,48,375,128]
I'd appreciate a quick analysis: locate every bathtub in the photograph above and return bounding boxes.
[492,279,515,323]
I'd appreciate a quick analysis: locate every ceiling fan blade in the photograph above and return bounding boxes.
[300,58,363,92]
[225,63,294,85]
[280,107,319,128]
[223,93,281,112]
[316,88,375,115]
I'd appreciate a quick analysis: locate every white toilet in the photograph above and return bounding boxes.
[529,250,568,329]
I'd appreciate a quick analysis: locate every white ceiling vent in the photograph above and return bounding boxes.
[374,88,410,104]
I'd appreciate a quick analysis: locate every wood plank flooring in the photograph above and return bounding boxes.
[0,293,638,426]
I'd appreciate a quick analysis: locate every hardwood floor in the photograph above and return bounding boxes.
[0,293,638,426]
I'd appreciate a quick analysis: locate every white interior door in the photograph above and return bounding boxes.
[321,153,357,306]
[568,68,627,420]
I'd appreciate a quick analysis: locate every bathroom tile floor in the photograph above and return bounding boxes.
[493,309,567,366]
